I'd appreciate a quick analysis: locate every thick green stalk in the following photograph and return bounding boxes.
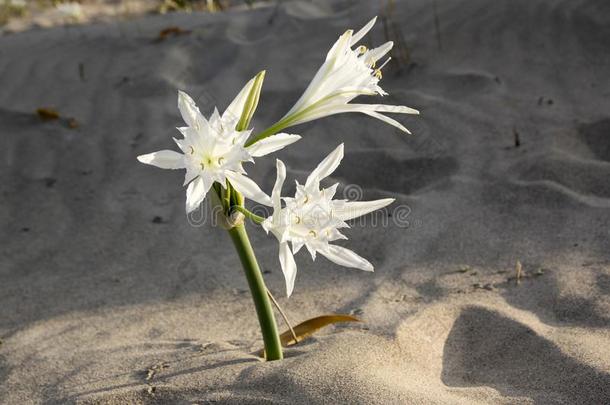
[228,224,283,360]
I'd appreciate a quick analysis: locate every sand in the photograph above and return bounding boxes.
[1,0,609,403]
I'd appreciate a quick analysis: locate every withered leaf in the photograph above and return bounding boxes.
[280,314,361,347]
[157,26,191,42]
[259,314,361,358]
[36,108,60,120]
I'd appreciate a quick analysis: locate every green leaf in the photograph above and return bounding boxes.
[236,70,265,132]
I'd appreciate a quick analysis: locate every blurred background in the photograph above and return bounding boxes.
[1,0,315,32]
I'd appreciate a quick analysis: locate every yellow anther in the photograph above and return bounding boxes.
[294,216,301,224]
[218,157,225,165]
[357,45,367,54]
[374,69,383,79]
[309,230,317,238]
[188,146,194,154]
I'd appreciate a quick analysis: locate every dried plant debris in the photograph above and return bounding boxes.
[457,265,471,273]
[258,314,361,358]
[36,107,60,120]
[515,260,523,285]
[380,0,412,72]
[513,127,521,147]
[145,362,169,381]
[36,107,79,129]
[155,26,191,42]
[145,385,156,396]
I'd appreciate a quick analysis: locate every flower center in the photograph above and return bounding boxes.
[199,155,224,170]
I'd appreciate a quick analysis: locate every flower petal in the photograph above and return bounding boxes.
[222,75,256,123]
[137,150,185,169]
[294,103,418,133]
[185,176,211,213]
[361,110,409,133]
[334,198,395,221]
[320,245,374,272]
[177,91,206,129]
[305,143,344,189]
[225,171,272,206]
[279,241,298,297]
[247,133,302,157]
[350,16,377,46]
[364,41,393,64]
[272,159,286,213]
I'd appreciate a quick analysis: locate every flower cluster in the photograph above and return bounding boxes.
[138,18,418,297]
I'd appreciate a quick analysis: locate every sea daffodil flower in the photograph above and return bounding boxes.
[261,144,394,296]
[247,17,419,145]
[137,75,301,213]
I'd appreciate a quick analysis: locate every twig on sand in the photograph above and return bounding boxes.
[267,289,299,344]
[145,362,169,381]
[515,260,523,285]
[433,0,442,51]
[513,127,521,148]
[381,0,411,71]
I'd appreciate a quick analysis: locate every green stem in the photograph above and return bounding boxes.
[233,206,266,224]
[228,224,283,360]
[245,118,292,147]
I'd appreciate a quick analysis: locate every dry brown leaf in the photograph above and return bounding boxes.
[36,108,60,120]
[157,26,191,42]
[258,314,361,358]
[280,314,361,347]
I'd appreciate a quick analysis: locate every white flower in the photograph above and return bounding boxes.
[137,77,301,213]
[279,17,419,134]
[262,144,394,296]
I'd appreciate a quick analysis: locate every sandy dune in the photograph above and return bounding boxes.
[1,0,609,403]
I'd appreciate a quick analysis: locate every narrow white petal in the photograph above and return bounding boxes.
[305,143,344,189]
[325,29,353,62]
[272,159,286,214]
[137,150,185,169]
[350,17,377,46]
[185,176,210,213]
[225,171,272,206]
[363,104,420,115]
[289,103,418,129]
[334,198,395,221]
[361,111,410,133]
[177,91,206,129]
[223,76,256,123]
[305,243,317,261]
[320,245,374,272]
[279,242,298,297]
[365,41,393,64]
[247,134,302,157]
